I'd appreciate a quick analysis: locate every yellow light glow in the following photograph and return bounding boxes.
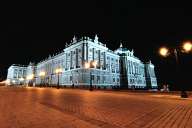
[183,41,192,52]
[55,68,62,73]
[159,47,169,57]
[85,62,90,69]
[92,61,97,68]
[6,79,10,84]
[39,71,45,77]
[27,74,34,80]
[19,78,24,81]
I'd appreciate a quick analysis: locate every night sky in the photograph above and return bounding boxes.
[1,1,192,89]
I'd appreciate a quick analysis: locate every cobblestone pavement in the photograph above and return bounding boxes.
[0,87,191,128]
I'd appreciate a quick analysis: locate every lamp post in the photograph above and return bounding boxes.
[159,41,192,98]
[85,60,97,91]
[26,74,34,87]
[55,68,62,89]
[39,71,45,87]
[19,77,24,86]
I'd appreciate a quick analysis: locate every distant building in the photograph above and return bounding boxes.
[6,64,27,85]
[6,35,157,89]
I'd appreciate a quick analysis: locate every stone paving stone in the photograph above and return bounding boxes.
[185,108,192,128]
[0,87,192,128]
[149,105,183,128]
[178,107,192,128]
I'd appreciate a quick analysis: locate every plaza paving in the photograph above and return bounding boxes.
[0,86,192,128]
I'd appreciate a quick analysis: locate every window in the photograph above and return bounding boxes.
[103,76,106,81]
[91,75,94,80]
[23,70,26,76]
[113,78,115,82]
[97,76,100,81]
[14,69,18,73]
[79,49,81,52]
[13,73,17,78]
[70,76,72,81]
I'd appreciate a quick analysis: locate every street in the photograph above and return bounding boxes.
[0,86,192,128]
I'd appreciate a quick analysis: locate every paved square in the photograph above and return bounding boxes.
[0,87,191,128]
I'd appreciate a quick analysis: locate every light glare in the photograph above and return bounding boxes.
[183,41,192,52]
[159,47,169,57]
[55,68,62,73]
[39,71,45,77]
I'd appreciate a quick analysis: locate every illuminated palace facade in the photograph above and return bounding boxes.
[6,35,157,89]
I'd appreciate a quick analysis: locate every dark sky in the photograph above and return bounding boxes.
[1,1,192,89]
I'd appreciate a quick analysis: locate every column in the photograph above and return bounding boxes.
[92,48,95,60]
[86,43,88,62]
[128,60,130,74]
[104,52,106,69]
[70,51,72,68]
[131,61,133,74]
[82,43,85,66]
[76,48,78,68]
[65,53,67,70]
[98,50,101,68]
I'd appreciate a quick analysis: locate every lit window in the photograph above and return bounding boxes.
[103,76,106,81]
[97,76,100,81]
[91,75,94,80]
[70,76,72,81]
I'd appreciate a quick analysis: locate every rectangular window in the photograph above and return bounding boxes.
[13,73,17,78]
[97,76,100,81]
[113,78,115,82]
[91,75,94,80]
[103,76,106,82]
[70,76,72,81]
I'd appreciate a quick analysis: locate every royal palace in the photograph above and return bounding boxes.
[6,35,157,89]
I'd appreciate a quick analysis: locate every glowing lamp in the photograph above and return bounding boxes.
[159,47,169,57]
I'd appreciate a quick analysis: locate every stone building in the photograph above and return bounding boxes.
[6,35,157,89]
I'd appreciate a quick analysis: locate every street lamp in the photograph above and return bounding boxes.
[183,41,192,53]
[12,80,15,85]
[159,47,169,57]
[19,77,24,85]
[27,74,34,86]
[159,41,192,98]
[39,71,45,87]
[55,68,62,89]
[85,60,97,91]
